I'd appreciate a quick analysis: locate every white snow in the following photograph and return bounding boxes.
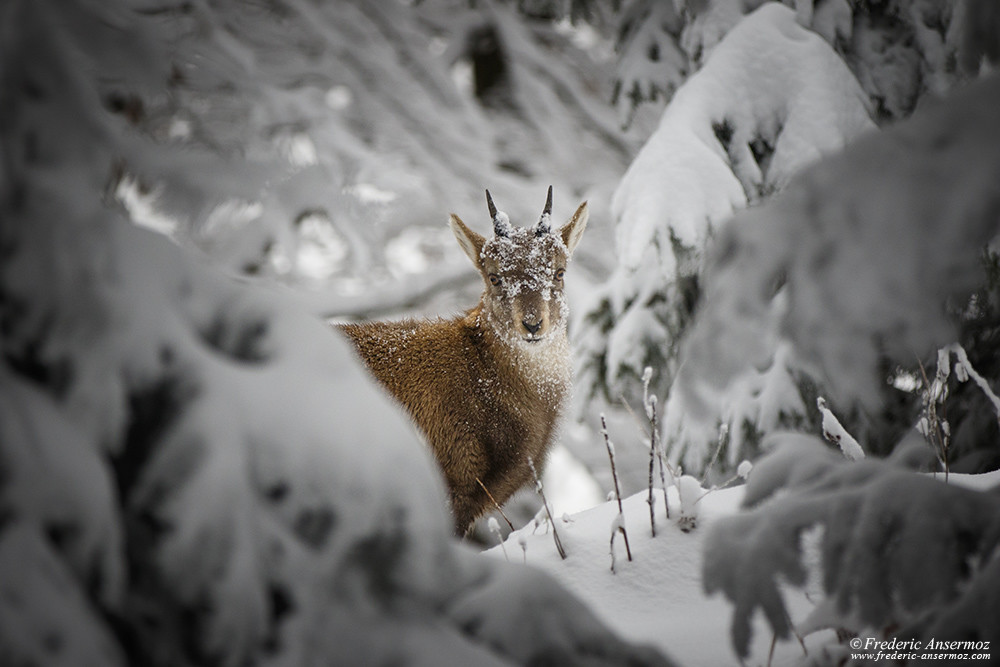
[542,443,605,517]
[486,439,1000,665]
[613,3,873,275]
[489,481,833,666]
[343,182,399,205]
[817,397,865,461]
[492,210,515,238]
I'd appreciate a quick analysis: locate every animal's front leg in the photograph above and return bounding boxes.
[449,481,490,536]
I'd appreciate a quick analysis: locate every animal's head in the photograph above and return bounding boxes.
[449,186,588,345]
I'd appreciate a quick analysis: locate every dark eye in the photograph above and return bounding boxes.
[555,268,565,282]
[489,274,502,286]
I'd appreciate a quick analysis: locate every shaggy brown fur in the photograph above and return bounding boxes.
[338,189,588,533]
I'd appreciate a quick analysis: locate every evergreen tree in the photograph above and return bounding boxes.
[578,0,999,474]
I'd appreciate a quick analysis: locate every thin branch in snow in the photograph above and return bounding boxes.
[527,456,566,560]
[766,626,806,667]
[623,369,672,527]
[918,344,999,482]
[647,393,668,531]
[640,367,660,536]
[618,393,650,441]
[703,422,730,479]
[610,513,627,574]
[657,443,672,522]
[647,434,657,538]
[648,393,677,523]
[488,517,508,562]
[817,397,865,460]
[641,366,655,420]
[917,356,951,481]
[476,477,514,532]
[601,414,632,566]
[697,459,754,503]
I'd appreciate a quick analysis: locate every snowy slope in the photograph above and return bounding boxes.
[489,481,833,667]
[490,459,1000,666]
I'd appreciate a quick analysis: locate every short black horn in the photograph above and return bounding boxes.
[486,189,498,220]
[536,185,553,235]
[486,189,510,237]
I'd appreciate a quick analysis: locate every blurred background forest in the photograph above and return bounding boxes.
[47,0,995,488]
[15,0,996,478]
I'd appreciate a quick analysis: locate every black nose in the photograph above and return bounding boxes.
[522,320,541,334]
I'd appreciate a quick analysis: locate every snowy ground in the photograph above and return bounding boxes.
[487,467,1000,667]
[485,482,826,666]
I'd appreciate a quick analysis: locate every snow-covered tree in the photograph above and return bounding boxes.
[613,0,994,128]
[674,68,1000,457]
[578,0,999,474]
[71,0,634,300]
[577,3,874,472]
[704,435,1000,660]
[691,69,1000,661]
[611,0,687,128]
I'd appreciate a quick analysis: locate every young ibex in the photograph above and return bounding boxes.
[338,187,588,533]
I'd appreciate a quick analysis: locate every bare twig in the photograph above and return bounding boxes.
[618,393,651,441]
[620,392,670,523]
[476,477,514,531]
[601,414,632,565]
[656,447,672,521]
[641,369,658,536]
[610,514,626,573]
[647,435,657,538]
[917,356,950,482]
[488,517,508,562]
[527,457,566,560]
[648,394,672,522]
[703,422,729,483]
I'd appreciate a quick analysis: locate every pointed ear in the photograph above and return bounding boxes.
[450,214,485,268]
[560,202,588,255]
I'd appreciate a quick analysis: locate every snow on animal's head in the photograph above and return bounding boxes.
[450,187,588,346]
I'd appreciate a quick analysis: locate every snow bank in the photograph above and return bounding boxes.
[491,438,1000,665]
[491,479,832,666]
